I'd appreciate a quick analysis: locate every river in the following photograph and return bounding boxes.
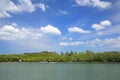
[0,62,120,80]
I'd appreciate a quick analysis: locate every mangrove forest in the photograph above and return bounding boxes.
[0,50,120,62]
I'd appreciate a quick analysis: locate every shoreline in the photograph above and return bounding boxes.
[0,62,120,64]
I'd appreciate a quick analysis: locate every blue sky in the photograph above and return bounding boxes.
[0,0,120,54]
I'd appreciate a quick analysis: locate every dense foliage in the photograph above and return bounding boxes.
[0,51,120,62]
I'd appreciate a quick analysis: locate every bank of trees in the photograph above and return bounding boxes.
[0,51,120,62]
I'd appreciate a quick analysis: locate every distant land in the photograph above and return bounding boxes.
[0,50,120,62]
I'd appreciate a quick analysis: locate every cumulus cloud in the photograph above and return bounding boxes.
[0,0,47,18]
[92,20,111,30]
[0,24,61,40]
[40,25,61,35]
[100,20,111,26]
[0,23,61,53]
[75,0,111,10]
[68,26,91,33]
[0,25,42,40]
[59,41,84,46]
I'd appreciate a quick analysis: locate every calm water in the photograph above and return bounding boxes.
[0,63,120,80]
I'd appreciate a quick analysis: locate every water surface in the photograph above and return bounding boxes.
[0,62,120,80]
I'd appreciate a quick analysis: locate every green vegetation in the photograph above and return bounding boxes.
[0,50,120,62]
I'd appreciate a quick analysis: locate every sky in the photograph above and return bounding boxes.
[0,0,120,54]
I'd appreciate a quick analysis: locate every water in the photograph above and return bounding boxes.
[0,63,120,80]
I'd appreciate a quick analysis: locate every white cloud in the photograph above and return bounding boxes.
[0,24,61,53]
[0,25,42,40]
[75,0,91,6]
[61,37,73,41]
[59,37,120,49]
[11,22,17,27]
[16,0,35,12]
[86,37,120,48]
[68,26,91,33]
[104,37,120,48]
[97,24,120,36]
[86,38,103,46]
[106,25,120,35]
[111,12,120,23]
[40,24,61,35]
[68,37,73,41]
[0,0,47,18]
[110,0,120,23]
[0,24,61,40]
[59,10,68,15]
[0,11,11,18]
[59,41,84,46]
[92,20,111,30]
[1,0,35,17]
[97,31,104,36]
[92,24,104,30]
[61,36,67,40]
[100,20,111,26]
[75,0,111,10]
[36,3,46,12]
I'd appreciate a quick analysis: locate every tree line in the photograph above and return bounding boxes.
[0,50,120,62]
